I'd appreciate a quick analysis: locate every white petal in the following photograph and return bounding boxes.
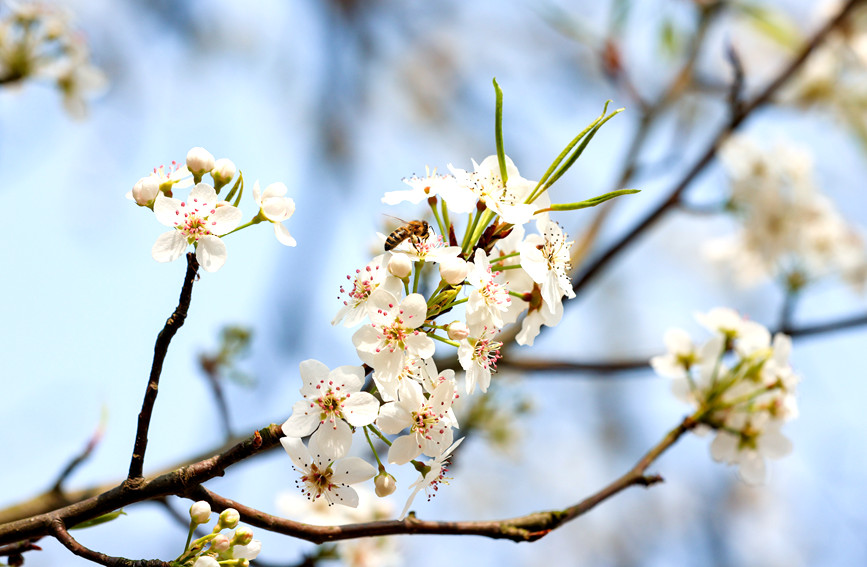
[151,230,187,263]
[325,484,360,508]
[208,205,243,235]
[330,365,365,391]
[196,236,228,272]
[330,456,376,485]
[342,392,380,427]
[153,194,185,227]
[280,437,311,471]
[274,222,296,246]
[376,402,412,434]
[400,294,429,325]
[189,182,218,205]
[388,434,423,465]
[299,359,331,393]
[406,333,435,359]
[310,418,352,461]
[281,401,321,437]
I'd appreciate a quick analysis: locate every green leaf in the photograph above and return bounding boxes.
[493,78,508,186]
[537,189,640,212]
[70,509,127,530]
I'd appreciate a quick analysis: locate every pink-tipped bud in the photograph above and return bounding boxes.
[232,527,254,546]
[447,321,470,341]
[440,257,469,285]
[218,508,240,530]
[388,253,412,278]
[212,534,231,553]
[374,470,397,497]
[186,147,215,177]
[189,501,212,525]
[132,176,159,206]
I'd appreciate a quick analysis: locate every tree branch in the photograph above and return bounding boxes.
[128,253,200,481]
[50,520,169,567]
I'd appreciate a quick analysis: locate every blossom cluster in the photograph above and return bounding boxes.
[281,142,615,516]
[651,308,800,483]
[0,2,106,117]
[127,146,296,272]
[175,501,261,567]
[707,135,867,293]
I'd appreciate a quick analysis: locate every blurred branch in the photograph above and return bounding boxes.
[571,0,864,296]
[128,253,200,481]
[50,415,106,495]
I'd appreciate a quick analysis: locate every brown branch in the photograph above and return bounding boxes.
[0,538,41,557]
[571,0,864,296]
[51,418,105,494]
[128,253,200,481]
[0,424,284,547]
[49,520,169,567]
[188,415,695,544]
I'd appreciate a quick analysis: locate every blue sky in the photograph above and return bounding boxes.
[2,1,866,565]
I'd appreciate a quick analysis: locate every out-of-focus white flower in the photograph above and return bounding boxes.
[281,360,379,459]
[651,309,800,484]
[252,181,296,246]
[151,183,242,272]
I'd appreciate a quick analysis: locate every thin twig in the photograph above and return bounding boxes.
[128,253,200,481]
[50,520,169,567]
[51,417,105,494]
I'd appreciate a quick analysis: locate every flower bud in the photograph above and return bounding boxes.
[193,556,219,567]
[447,321,470,341]
[388,253,412,278]
[189,501,212,525]
[440,257,469,285]
[186,147,215,177]
[212,534,231,553]
[218,508,240,530]
[232,527,254,546]
[211,158,237,189]
[374,470,397,497]
[132,176,159,206]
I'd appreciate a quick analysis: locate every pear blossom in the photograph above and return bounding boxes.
[186,146,215,178]
[519,218,576,317]
[352,290,435,380]
[126,160,192,203]
[465,248,511,330]
[457,327,502,394]
[376,378,457,464]
[383,167,465,208]
[151,183,242,272]
[281,360,380,458]
[332,254,403,328]
[211,158,236,188]
[387,253,412,278]
[708,413,793,484]
[439,256,469,285]
[281,436,376,507]
[252,181,296,246]
[449,155,544,224]
[650,328,698,378]
[399,437,463,519]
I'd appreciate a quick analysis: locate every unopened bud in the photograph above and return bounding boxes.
[189,501,212,525]
[193,556,219,567]
[211,158,237,190]
[440,257,469,285]
[232,527,254,546]
[186,147,215,178]
[218,508,240,530]
[447,321,469,341]
[212,534,231,552]
[374,471,397,497]
[388,253,412,278]
[132,176,159,206]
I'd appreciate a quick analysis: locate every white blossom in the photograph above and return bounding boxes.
[281,436,376,507]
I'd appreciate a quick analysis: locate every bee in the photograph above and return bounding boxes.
[385,219,431,252]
